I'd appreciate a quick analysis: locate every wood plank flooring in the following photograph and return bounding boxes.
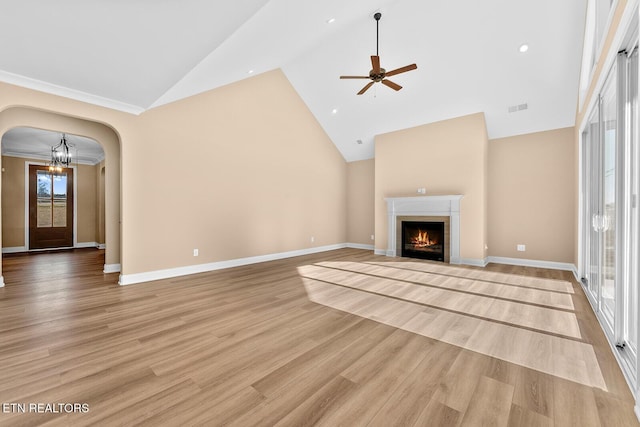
[0,248,637,426]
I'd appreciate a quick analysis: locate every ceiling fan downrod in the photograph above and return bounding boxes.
[374,12,381,56]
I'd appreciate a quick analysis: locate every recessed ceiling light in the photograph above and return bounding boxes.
[326,18,336,24]
[331,108,338,115]
[519,43,529,53]
[247,69,254,74]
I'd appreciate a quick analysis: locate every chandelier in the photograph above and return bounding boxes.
[48,134,72,172]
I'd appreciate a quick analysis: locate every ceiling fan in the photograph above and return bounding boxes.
[340,12,417,95]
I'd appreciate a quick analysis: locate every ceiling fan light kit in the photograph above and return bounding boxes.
[340,12,417,95]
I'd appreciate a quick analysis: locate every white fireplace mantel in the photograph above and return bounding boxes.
[384,195,462,263]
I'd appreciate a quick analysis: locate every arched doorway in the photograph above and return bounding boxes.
[0,107,121,285]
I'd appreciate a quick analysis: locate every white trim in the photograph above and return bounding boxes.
[104,263,121,274]
[0,69,145,115]
[487,256,576,272]
[459,258,489,267]
[1,246,27,254]
[374,249,387,256]
[635,403,639,423]
[384,195,463,263]
[118,243,348,286]
[579,0,639,127]
[98,243,106,250]
[346,243,375,250]
[0,276,4,287]
[579,0,624,110]
[75,242,99,249]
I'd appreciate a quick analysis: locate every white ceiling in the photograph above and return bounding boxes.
[0,0,587,162]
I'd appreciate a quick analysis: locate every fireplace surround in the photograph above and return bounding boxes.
[384,195,462,263]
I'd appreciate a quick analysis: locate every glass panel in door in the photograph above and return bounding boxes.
[586,106,601,301]
[36,171,53,228]
[625,47,638,358]
[601,65,617,329]
[52,174,68,227]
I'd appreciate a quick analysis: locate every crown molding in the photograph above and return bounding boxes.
[0,69,145,115]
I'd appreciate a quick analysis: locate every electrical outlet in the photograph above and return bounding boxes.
[371,234,375,240]
[193,249,199,257]
[517,244,525,252]
[310,236,315,243]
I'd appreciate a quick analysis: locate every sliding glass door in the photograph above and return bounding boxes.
[581,46,638,380]
[582,64,617,335]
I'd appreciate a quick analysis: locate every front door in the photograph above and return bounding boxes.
[29,165,73,249]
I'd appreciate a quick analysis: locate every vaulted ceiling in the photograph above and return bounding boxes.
[0,0,587,162]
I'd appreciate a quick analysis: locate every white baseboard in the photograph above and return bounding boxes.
[460,258,489,267]
[104,264,121,273]
[346,243,375,250]
[486,256,576,273]
[119,243,348,286]
[76,242,99,249]
[98,243,106,250]
[374,249,387,256]
[0,276,4,287]
[2,246,27,254]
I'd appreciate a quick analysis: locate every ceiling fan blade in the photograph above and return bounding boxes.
[381,79,402,91]
[340,75,371,79]
[385,63,417,77]
[371,55,381,74]
[357,81,375,95]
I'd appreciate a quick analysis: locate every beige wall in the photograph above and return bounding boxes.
[375,112,489,261]
[129,70,346,273]
[347,159,375,246]
[77,162,98,244]
[0,155,99,247]
[1,156,26,247]
[488,127,575,263]
[0,69,347,278]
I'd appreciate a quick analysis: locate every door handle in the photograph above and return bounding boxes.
[592,214,604,231]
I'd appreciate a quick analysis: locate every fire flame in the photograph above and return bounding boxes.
[411,229,435,247]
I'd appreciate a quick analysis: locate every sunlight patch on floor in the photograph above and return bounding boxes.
[298,262,606,391]
[299,264,580,339]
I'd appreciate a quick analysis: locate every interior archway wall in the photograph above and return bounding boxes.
[0,107,121,277]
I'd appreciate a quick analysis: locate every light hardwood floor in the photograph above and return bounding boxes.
[0,248,637,426]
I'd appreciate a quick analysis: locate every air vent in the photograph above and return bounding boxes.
[508,103,528,113]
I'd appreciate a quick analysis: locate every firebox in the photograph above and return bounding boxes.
[401,221,445,261]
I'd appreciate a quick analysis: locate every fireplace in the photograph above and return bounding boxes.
[401,221,445,261]
[384,195,462,263]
